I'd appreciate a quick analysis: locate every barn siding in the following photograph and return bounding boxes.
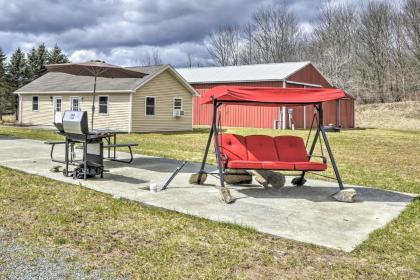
[191,64,355,129]
[287,64,331,87]
[193,81,283,128]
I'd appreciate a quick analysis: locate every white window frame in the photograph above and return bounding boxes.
[173,97,183,110]
[32,96,39,112]
[145,96,156,116]
[98,95,109,115]
[70,96,81,111]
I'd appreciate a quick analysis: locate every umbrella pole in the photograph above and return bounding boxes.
[91,75,97,129]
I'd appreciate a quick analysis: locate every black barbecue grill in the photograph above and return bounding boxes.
[45,110,139,180]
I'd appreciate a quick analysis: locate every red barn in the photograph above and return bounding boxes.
[177,62,355,129]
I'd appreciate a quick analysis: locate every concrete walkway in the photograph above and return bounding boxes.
[0,135,416,252]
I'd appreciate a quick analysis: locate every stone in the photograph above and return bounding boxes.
[332,188,357,203]
[224,169,252,184]
[253,170,285,189]
[219,187,234,204]
[189,173,208,184]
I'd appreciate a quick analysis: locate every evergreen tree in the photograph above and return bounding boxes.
[5,48,29,113]
[7,47,29,89]
[0,49,12,118]
[0,48,6,78]
[47,44,70,64]
[27,43,49,79]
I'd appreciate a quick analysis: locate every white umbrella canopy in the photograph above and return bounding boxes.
[46,60,147,129]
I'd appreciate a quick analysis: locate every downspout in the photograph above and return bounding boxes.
[281,80,286,130]
[336,99,341,127]
[128,92,133,133]
[18,94,22,125]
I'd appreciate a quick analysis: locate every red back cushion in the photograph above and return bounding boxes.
[245,135,279,161]
[274,136,309,162]
[218,134,247,160]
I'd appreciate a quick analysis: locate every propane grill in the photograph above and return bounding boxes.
[60,110,109,180]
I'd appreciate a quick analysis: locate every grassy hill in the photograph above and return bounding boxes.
[356,101,420,130]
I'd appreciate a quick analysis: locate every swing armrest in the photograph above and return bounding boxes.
[308,155,327,164]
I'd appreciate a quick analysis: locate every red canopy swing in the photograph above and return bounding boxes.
[195,86,348,204]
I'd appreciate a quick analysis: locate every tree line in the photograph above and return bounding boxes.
[206,0,420,103]
[0,44,69,116]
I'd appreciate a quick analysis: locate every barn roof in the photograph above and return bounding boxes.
[177,61,313,84]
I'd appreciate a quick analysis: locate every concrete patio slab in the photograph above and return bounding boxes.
[0,135,416,252]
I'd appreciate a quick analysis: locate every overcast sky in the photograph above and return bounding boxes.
[0,0,349,67]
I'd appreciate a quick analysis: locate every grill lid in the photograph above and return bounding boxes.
[63,111,89,135]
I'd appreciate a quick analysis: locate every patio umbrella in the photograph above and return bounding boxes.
[46,60,146,129]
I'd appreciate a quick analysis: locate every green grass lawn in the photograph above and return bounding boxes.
[0,125,419,278]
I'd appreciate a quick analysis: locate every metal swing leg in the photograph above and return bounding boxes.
[320,126,344,190]
[212,102,233,203]
[196,124,213,184]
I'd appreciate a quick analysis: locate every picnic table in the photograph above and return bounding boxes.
[45,129,138,165]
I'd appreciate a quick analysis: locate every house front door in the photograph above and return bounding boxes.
[53,97,63,123]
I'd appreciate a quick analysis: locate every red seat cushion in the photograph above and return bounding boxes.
[261,161,295,170]
[246,135,279,161]
[274,136,309,162]
[218,134,247,161]
[227,160,263,169]
[294,162,327,171]
[217,134,327,172]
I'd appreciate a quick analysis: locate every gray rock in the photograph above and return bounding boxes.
[219,187,234,204]
[332,188,357,202]
[253,170,285,189]
[189,173,208,184]
[224,169,252,184]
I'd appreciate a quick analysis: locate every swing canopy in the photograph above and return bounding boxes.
[201,86,347,105]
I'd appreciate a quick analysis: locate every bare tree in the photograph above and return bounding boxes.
[312,1,357,92]
[250,5,302,63]
[403,0,420,63]
[239,23,256,65]
[207,24,241,66]
[151,48,162,65]
[356,1,395,102]
[204,0,419,103]
[138,48,162,66]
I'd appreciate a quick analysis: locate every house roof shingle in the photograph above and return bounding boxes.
[15,65,167,94]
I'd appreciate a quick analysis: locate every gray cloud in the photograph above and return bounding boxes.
[0,0,331,67]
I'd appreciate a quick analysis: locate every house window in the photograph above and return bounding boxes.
[173,98,182,110]
[32,96,39,111]
[99,96,108,114]
[70,97,80,111]
[145,96,155,116]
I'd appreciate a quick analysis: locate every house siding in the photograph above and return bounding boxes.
[20,93,130,131]
[131,70,193,132]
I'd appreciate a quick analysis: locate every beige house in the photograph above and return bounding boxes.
[14,65,198,132]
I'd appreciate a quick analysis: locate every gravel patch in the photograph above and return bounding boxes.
[0,228,121,279]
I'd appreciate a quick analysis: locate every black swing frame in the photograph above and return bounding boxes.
[197,98,344,192]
